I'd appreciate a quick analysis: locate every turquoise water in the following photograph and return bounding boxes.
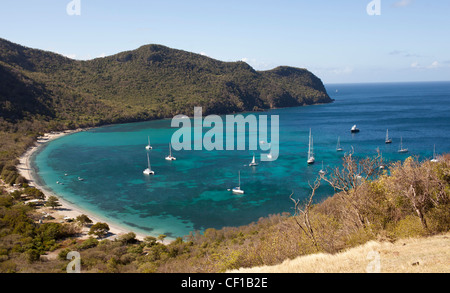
[32,81,450,239]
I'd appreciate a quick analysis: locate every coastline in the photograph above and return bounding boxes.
[16,129,149,242]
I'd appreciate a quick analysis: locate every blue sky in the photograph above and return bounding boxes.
[1,0,449,83]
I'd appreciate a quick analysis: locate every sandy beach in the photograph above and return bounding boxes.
[16,129,149,241]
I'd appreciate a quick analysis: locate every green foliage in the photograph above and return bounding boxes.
[77,237,99,250]
[44,195,61,209]
[88,222,110,238]
[75,214,92,226]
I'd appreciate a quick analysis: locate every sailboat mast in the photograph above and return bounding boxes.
[308,129,312,159]
[238,171,241,187]
[147,153,151,169]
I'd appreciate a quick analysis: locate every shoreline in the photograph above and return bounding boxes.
[16,128,150,242]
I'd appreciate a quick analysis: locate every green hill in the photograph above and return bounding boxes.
[0,38,331,183]
[1,38,331,123]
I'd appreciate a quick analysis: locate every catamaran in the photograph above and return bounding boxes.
[307,129,315,165]
[385,129,392,144]
[165,143,176,161]
[336,136,343,152]
[231,171,245,194]
[143,153,155,175]
[145,136,153,150]
[249,154,258,167]
[398,137,408,153]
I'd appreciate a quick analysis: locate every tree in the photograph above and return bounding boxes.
[387,157,449,231]
[88,222,110,238]
[118,232,137,244]
[45,195,61,209]
[320,150,383,228]
[75,214,92,227]
[157,234,167,243]
[144,236,157,247]
[290,178,321,251]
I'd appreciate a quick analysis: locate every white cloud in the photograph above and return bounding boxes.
[240,57,249,62]
[410,62,420,68]
[411,61,443,69]
[200,52,208,56]
[429,61,440,68]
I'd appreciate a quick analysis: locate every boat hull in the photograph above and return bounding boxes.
[143,169,155,175]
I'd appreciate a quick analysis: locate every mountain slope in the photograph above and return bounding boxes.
[0,38,332,124]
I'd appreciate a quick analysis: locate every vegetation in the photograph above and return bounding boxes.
[0,154,448,273]
[0,38,447,273]
[45,196,61,210]
[0,37,331,189]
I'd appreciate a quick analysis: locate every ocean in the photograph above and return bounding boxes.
[31,81,450,239]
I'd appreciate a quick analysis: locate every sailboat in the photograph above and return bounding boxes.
[165,143,176,161]
[231,171,245,194]
[249,154,258,167]
[336,136,343,152]
[431,145,439,163]
[145,136,153,150]
[307,129,315,165]
[143,153,155,175]
[398,137,408,153]
[385,129,392,144]
[319,161,326,175]
[351,125,360,133]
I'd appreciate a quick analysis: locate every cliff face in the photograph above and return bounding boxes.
[0,38,332,124]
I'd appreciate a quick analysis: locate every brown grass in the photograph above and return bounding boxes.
[228,232,450,273]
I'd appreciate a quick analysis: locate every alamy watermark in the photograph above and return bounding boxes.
[67,0,81,16]
[170,107,279,161]
[366,250,381,273]
[66,251,81,273]
[367,0,381,16]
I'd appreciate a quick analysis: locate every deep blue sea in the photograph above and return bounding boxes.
[31,82,450,240]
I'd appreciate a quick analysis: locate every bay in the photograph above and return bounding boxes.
[31,81,450,240]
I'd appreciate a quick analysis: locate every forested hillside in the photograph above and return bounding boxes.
[0,38,331,184]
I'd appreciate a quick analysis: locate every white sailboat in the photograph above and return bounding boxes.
[145,136,153,150]
[398,137,408,153]
[143,153,155,175]
[307,129,315,165]
[249,154,258,167]
[351,125,360,133]
[319,161,326,175]
[336,136,343,152]
[231,171,245,194]
[431,145,439,163]
[165,143,176,161]
[385,129,392,144]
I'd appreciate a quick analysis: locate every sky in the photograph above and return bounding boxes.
[1,0,449,84]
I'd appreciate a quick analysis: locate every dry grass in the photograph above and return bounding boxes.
[228,233,450,273]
